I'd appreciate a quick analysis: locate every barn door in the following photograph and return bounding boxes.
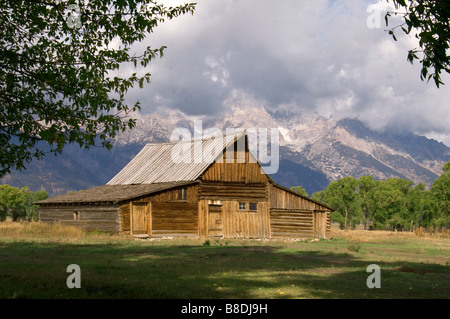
[131,202,150,235]
[208,204,223,238]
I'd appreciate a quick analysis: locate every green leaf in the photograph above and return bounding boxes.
[0,0,196,176]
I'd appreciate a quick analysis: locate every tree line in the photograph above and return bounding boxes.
[1,159,449,230]
[307,161,450,231]
[0,185,48,222]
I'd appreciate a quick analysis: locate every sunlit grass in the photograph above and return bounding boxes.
[0,221,449,299]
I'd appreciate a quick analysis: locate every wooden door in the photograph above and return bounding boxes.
[208,204,223,238]
[131,202,149,235]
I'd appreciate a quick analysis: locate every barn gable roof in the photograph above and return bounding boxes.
[107,131,254,185]
[38,131,333,211]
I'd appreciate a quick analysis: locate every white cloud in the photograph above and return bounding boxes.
[127,0,450,146]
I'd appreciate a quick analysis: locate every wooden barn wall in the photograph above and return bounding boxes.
[226,201,270,239]
[119,203,131,234]
[151,202,198,237]
[133,184,199,204]
[198,199,270,239]
[268,184,329,211]
[270,209,314,238]
[268,184,332,239]
[201,140,268,184]
[119,184,199,236]
[39,205,120,233]
[270,209,331,239]
[199,181,267,201]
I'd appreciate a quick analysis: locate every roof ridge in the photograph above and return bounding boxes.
[145,130,246,146]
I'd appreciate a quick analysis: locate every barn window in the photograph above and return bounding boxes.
[73,211,79,220]
[238,202,246,210]
[178,187,188,201]
[249,202,257,211]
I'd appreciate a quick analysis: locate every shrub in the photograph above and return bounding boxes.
[202,239,211,247]
[347,241,362,252]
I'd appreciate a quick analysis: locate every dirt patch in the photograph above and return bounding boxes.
[389,266,443,275]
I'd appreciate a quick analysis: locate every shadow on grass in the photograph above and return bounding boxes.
[0,241,449,299]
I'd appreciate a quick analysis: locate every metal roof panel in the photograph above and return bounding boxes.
[107,131,246,185]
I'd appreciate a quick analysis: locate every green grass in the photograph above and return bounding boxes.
[0,222,449,299]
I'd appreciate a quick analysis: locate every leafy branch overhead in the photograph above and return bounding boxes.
[0,0,196,176]
[385,0,450,87]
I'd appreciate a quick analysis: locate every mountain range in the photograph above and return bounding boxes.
[2,100,450,197]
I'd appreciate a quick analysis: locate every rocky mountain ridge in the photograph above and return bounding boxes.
[2,102,449,197]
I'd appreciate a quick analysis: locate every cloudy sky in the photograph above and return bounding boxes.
[125,0,450,146]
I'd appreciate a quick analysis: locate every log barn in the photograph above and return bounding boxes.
[38,132,333,239]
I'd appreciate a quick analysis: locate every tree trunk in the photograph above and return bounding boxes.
[344,207,348,229]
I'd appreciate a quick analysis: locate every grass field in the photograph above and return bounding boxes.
[0,221,449,299]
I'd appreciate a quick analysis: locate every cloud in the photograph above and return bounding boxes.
[126,0,450,146]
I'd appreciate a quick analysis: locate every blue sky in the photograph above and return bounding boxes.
[124,0,450,146]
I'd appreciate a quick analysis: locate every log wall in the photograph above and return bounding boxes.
[151,202,198,237]
[39,205,120,233]
[268,184,332,239]
[199,181,267,201]
[270,209,314,238]
[119,184,200,237]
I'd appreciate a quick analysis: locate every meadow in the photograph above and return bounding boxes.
[0,221,449,299]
